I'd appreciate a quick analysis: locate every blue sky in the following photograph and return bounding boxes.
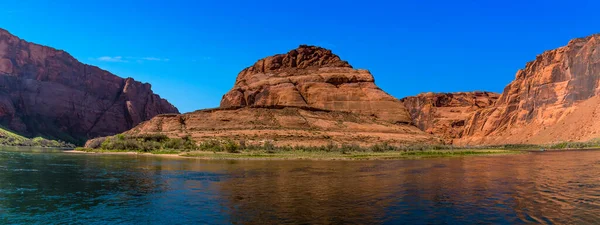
[1,0,598,113]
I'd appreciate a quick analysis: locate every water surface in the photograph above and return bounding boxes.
[1,147,600,224]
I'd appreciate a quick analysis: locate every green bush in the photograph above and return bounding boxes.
[133,133,170,142]
[141,141,161,152]
[199,139,222,151]
[163,138,184,149]
[264,141,275,153]
[96,134,197,152]
[223,139,240,153]
[371,142,393,152]
[325,142,338,152]
[181,136,197,150]
[340,143,361,154]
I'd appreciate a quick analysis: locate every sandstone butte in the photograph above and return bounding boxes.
[121,45,438,147]
[0,28,179,144]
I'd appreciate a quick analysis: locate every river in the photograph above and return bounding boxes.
[1,147,599,224]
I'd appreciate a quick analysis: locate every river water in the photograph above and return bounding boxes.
[1,147,599,224]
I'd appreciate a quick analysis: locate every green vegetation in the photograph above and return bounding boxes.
[80,135,523,160]
[548,138,600,149]
[90,134,198,152]
[484,139,600,151]
[0,126,74,148]
[78,134,600,160]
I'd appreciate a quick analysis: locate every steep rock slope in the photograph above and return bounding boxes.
[459,34,600,145]
[401,92,499,143]
[0,28,178,144]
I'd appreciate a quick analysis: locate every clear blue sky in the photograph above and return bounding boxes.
[1,0,598,113]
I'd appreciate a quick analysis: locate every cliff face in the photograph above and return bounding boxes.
[458,34,600,145]
[220,45,412,124]
[113,45,438,147]
[0,28,178,144]
[401,92,499,143]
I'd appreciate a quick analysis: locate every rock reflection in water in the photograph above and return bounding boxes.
[1,148,600,224]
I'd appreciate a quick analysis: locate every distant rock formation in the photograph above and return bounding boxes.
[220,45,412,124]
[401,92,499,143]
[0,28,178,144]
[114,45,437,147]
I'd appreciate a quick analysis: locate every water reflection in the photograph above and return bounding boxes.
[1,148,600,224]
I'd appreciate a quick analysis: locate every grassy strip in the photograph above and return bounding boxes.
[0,126,74,148]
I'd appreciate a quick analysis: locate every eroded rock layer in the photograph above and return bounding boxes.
[0,28,178,144]
[401,92,499,143]
[458,34,600,145]
[220,45,411,124]
[124,107,436,147]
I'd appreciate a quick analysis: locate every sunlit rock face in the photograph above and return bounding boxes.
[220,45,412,124]
[401,92,500,144]
[458,34,600,145]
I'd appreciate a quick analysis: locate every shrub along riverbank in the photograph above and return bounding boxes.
[76,134,519,160]
[0,127,75,148]
[76,134,600,160]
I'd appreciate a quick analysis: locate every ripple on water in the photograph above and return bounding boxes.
[10,169,39,172]
[46,163,77,167]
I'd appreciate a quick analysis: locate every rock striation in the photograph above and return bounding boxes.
[123,107,434,147]
[457,34,600,145]
[0,28,178,144]
[220,45,411,124]
[401,92,499,143]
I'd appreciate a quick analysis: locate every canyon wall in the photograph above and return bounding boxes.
[0,28,178,144]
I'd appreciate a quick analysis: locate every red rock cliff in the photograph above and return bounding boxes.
[0,28,178,144]
[459,34,600,145]
[401,92,499,143]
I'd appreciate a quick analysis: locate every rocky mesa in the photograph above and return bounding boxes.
[119,45,437,147]
[0,28,178,144]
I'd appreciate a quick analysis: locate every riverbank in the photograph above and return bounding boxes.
[66,149,522,160]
